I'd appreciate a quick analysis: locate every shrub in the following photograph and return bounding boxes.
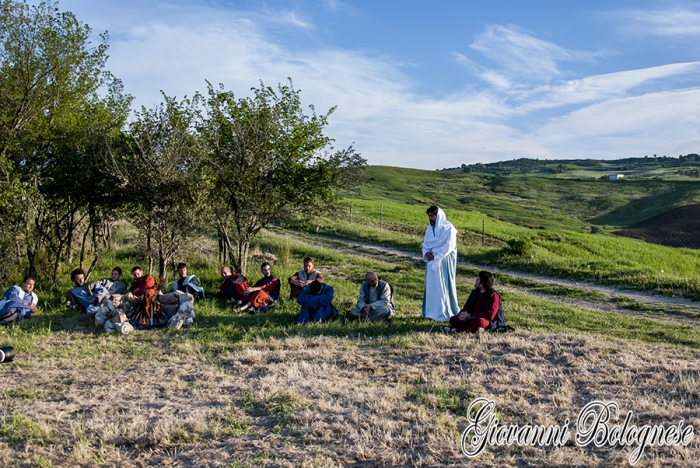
[507,238,532,256]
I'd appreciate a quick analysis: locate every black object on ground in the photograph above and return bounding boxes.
[0,346,15,363]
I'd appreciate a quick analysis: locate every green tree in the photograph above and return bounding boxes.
[0,0,123,281]
[200,80,366,275]
[107,95,208,281]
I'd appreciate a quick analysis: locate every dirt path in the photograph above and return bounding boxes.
[267,228,700,328]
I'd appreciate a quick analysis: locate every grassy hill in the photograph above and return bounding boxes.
[316,165,700,300]
[353,166,700,232]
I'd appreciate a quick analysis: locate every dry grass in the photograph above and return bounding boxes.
[1,330,699,467]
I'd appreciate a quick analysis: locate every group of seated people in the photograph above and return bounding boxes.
[1,253,505,333]
[215,256,397,325]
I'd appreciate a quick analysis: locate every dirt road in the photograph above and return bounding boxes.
[268,228,700,328]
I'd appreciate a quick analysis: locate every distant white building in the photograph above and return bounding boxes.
[609,174,625,180]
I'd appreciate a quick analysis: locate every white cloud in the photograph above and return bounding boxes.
[322,0,359,15]
[536,89,700,158]
[59,1,700,168]
[610,8,700,38]
[271,9,313,29]
[468,25,600,82]
[516,61,700,110]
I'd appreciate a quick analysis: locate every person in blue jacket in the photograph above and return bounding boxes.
[0,276,38,324]
[296,279,335,324]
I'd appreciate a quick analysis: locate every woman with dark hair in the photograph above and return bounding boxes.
[440,270,504,333]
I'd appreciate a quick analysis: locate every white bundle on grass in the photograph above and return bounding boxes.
[167,293,196,330]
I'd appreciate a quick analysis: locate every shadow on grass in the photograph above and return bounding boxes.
[186,299,438,346]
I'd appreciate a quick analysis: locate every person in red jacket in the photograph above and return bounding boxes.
[129,266,156,297]
[441,270,503,333]
[235,263,281,313]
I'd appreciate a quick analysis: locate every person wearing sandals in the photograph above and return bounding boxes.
[440,270,503,333]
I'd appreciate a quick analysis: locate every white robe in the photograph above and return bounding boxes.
[421,207,460,320]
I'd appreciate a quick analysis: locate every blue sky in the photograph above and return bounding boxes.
[61,0,700,169]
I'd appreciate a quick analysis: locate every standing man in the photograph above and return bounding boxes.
[421,206,459,321]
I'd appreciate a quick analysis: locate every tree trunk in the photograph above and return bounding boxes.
[217,232,223,263]
[85,254,99,281]
[66,209,75,263]
[238,239,250,276]
[147,219,153,275]
[27,248,37,278]
[15,240,22,265]
[79,222,90,270]
[158,230,166,282]
[51,234,67,285]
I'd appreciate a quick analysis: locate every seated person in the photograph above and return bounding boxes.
[172,262,205,299]
[0,276,38,324]
[235,262,281,313]
[296,279,335,324]
[350,271,394,321]
[442,270,504,333]
[218,266,246,303]
[127,266,163,327]
[129,266,156,298]
[66,268,108,314]
[288,256,323,299]
[97,267,128,296]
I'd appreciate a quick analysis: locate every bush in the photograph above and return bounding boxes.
[507,238,532,256]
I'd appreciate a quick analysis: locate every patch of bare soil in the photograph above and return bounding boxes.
[616,204,700,249]
[1,332,698,467]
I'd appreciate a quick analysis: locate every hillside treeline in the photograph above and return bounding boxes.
[0,0,365,282]
[446,154,700,176]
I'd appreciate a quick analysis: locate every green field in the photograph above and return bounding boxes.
[3,164,700,467]
[305,165,700,300]
[2,227,699,467]
[353,166,700,232]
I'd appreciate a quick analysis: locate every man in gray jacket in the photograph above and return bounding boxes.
[350,271,394,321]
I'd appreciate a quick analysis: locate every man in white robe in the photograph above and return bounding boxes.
[421,206,459,321]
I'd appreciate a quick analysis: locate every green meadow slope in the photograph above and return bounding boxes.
[313,166,700,300]
[355,166,700,232]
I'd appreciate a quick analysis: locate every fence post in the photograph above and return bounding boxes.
[482,220,485,246]
[380,203,383,231]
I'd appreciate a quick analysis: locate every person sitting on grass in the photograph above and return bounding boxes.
[0,276,38,324]
[218,266,246,304]
[129,266,156,298]
[296,279,335,324]
[235,262,281,313]
[172,262,205,299]
[288,256,323,299]
[66,268,109,314]
[350,271,394,321]
[97,267,128,296]
[440,270,504,334]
